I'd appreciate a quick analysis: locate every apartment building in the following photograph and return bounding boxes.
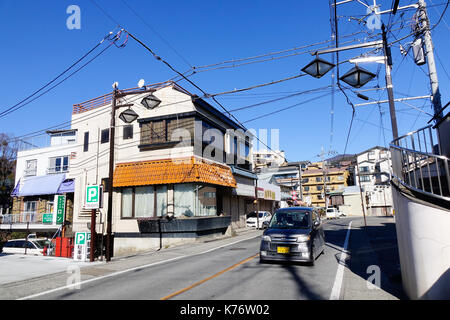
[300,162,349,208]
[253,149,286,170]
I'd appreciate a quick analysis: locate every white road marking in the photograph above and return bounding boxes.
[329,220,353,300]
[17,233,260,300]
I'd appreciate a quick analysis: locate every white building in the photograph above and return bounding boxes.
[69,81,257,256]
[356,146,393,216]
[3,130,77,232]
[253,149,286,170]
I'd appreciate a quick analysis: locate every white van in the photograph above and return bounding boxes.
[326,208,339,219]
[1,238,49,255]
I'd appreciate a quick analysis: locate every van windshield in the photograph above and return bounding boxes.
[32,240,50,249]
[247,212,264,218]
[268,210,311,229]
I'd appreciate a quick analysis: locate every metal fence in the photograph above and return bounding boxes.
[0,212,45,224]
[390,125,450,200]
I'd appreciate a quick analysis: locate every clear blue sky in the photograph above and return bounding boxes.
[0,0,449,162]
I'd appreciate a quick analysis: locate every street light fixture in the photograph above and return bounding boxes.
[301,56,335,78]
[119,108,139,123]
[141,93,161,109]
[339,65,376,88]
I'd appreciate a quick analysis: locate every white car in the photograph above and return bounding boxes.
[246,211,272,229]
[326,208,340,219]
[1,238,50,256]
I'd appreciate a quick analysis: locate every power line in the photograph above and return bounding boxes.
[118,0,193,69]
[0,30,121,119]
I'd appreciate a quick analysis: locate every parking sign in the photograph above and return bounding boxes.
[85,185,103,209]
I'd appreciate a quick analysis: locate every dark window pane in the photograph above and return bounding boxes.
[101,129,109,144]
[123,125,133,140]
[83,132,89,152]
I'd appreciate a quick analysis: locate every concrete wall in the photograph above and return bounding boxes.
[392,187,450,299]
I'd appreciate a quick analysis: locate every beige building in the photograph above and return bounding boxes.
[300,162,349,208]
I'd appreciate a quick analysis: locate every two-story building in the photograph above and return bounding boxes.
[69,81,257,256]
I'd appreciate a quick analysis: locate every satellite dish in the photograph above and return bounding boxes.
[138,79,145,88]
[112,81,119,89]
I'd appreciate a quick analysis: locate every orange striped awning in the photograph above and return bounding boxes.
[113,157,236,188]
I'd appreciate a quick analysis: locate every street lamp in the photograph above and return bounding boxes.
[141,93,161,109]
[119,108,139,123]
[301,56,335,78]
[339,65,376,88]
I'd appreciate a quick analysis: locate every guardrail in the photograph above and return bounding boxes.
[390,125,450,200]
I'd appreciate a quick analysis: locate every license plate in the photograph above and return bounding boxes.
[277,246,290,254]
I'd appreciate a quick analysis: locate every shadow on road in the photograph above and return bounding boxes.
[324,217,407,300]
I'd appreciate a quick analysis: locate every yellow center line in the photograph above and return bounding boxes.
[160,253,260,300]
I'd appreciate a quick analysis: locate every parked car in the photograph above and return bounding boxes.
[1,238,50,256]
[326,207,340,219]
[260,207,325,265]
[247,211,272,229]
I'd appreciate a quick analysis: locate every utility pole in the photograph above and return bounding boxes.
[417,0,443,119]
[105,89,117,262]
[381,23,399,140]
[297,164,304,204]
[355,157,367,227]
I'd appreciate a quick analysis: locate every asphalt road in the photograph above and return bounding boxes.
[30,217,357,300]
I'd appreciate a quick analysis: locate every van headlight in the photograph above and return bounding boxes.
[262,235,271,242]
[296,235,310,242]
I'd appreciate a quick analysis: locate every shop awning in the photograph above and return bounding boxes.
[113,157,236,188]
[11,174,67,197]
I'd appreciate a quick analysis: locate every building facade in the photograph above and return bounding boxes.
[69,81,257,256]
[3,130,76,234]
[356,146,393,216]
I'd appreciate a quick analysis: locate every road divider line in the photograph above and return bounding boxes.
[329,220,353,300]
[161,253,259,300]
[17,233,261,300]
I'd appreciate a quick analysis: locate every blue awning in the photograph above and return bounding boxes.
[57,179,74,193]
[12,174,67,197]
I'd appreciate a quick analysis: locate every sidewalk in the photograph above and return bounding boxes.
[341,216,407,300]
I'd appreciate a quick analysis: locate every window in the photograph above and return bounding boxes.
[49,156,69,174]
[174,184,195,217]
[302,178,309,183]
[83,132,89,152]
[101,129,109,144]
[25,159,37,176]
[121,186,167,218]
[24,201,37,213]
[123,125,133,140]
[174,184,217,217]
[303,186,310,192]
[360,166,370,173]
[337,176,344,181]
[360,176,371,182]
[316,185,323,191]
[316,177,322,182]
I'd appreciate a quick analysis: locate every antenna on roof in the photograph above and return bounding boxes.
[138,79,145,88]
[112,81,119,89]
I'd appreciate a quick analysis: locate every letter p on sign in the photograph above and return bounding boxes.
[85,185,101,209]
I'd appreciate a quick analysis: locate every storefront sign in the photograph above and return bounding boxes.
[264,190,276,200]
[256,187,265,199]
[43,213,53,224]
[53,195,66,225]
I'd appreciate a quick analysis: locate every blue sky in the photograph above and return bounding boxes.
[0,0,449,162]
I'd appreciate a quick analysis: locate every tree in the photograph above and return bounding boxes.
[0,133,17,211]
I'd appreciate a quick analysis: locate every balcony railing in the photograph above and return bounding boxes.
[390,125,450,200]
[0,212,44,224]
